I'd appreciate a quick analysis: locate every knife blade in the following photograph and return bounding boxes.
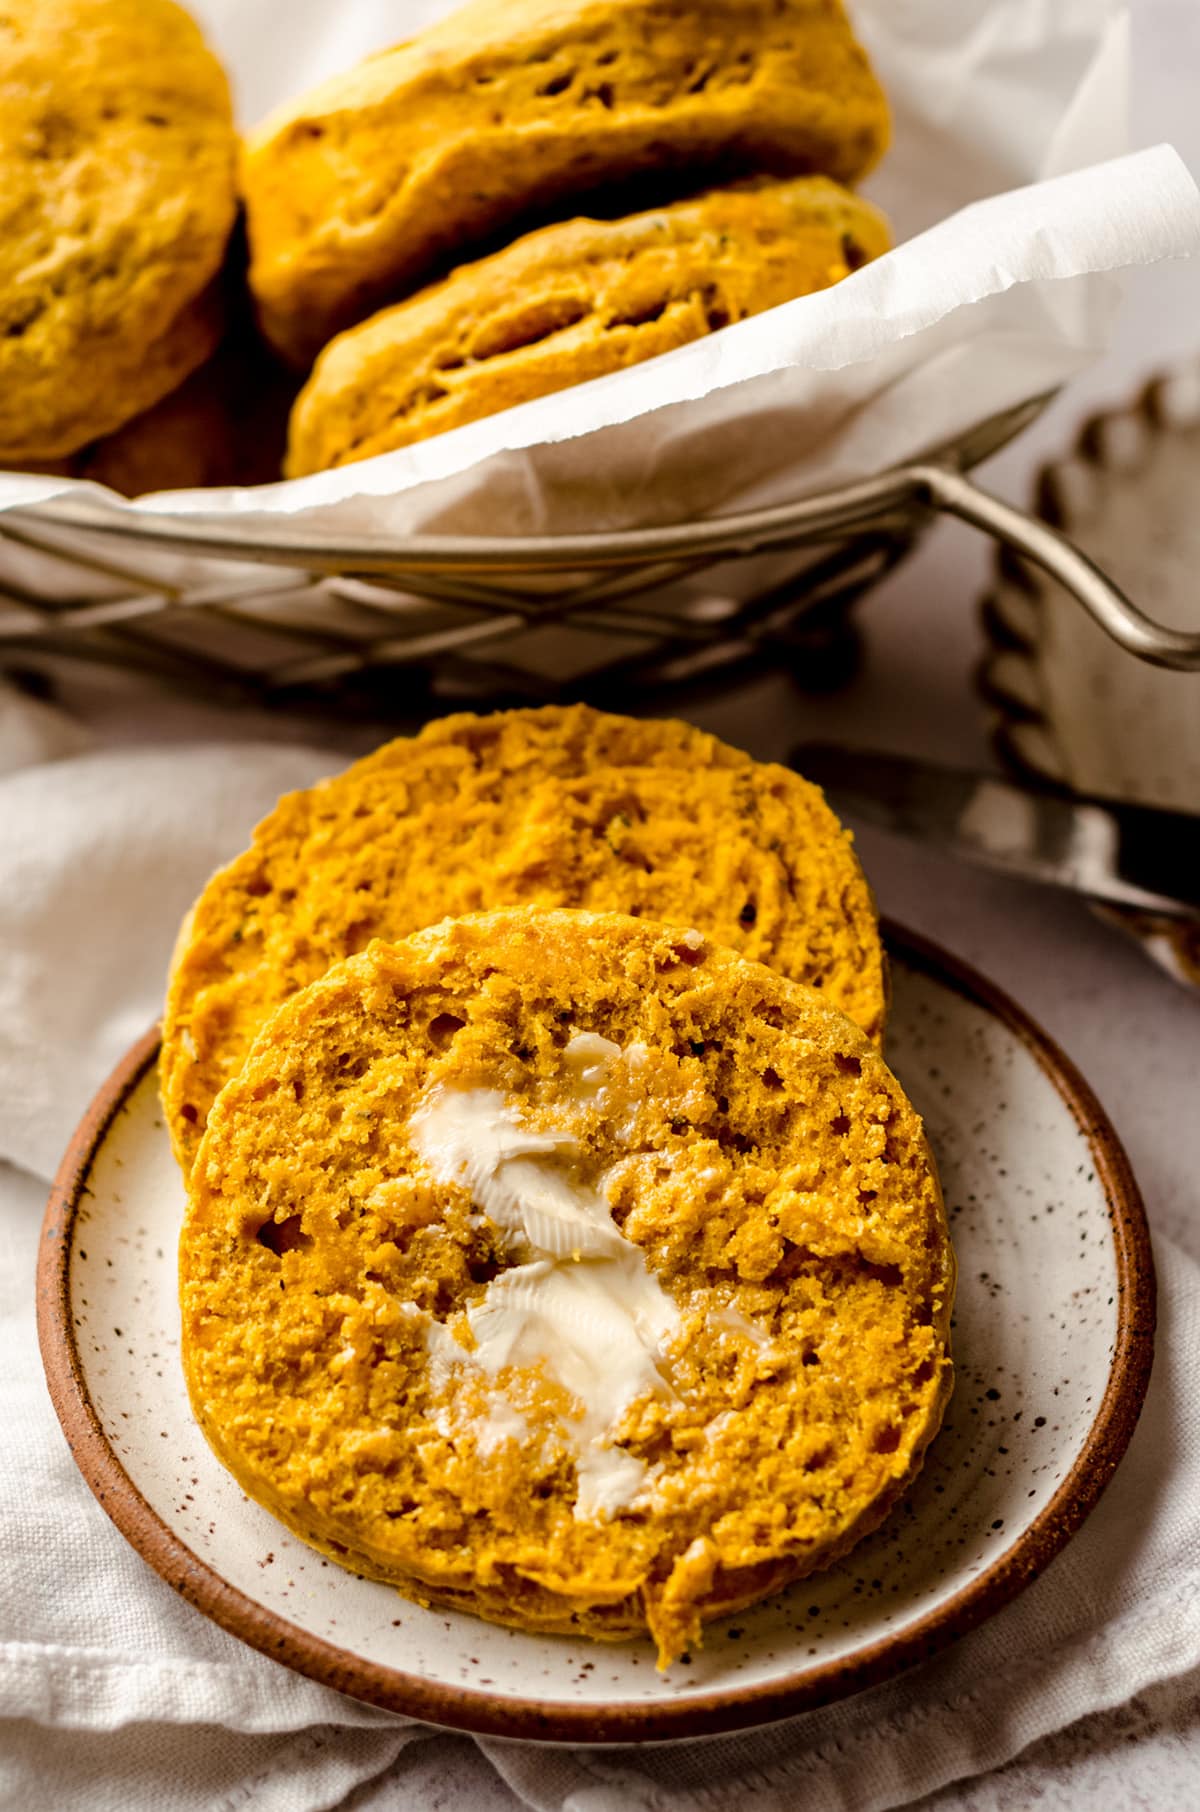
[794,744,1200,922]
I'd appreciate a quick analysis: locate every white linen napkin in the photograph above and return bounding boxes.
[2,682,1199,1812]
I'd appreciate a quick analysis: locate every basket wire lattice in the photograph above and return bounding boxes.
[3,395,1198,715]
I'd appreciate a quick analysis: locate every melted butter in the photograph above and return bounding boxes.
[709,1304,769,1346]
[473,1394,530,1458]
[562,1030,622,1096]
[429,1389,529,1457]
[408,1075,679,1520]
[563,1030,655,1144]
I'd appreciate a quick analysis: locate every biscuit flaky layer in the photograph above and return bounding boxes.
[161,705,888,1173]
[181,909,954,1667]
[243,0,891,366]
[0,0,238,460]
[286,175,890,474]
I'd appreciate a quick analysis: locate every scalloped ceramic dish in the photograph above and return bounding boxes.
[980,358,1200,990]
[38,926,1153,1744]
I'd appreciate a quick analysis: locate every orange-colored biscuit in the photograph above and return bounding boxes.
[286,176,890,473]
[0,0,237,460]
[161,706,887,1173]
[182,909,953,1665]
[243,0,890,366]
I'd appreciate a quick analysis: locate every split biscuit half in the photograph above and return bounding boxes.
[181,908,953,1666]
[161,705,888,1174]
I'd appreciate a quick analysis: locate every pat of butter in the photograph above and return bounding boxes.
[408,1063,678,1520]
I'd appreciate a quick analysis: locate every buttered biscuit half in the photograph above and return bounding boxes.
[181,909,953,1666]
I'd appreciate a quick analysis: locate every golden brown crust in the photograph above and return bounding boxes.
[243,0,890,366]
[69,346,238,496]
[286,175,890,474]
[0,0,237,460]
[182,909,954,1665]
[67,319,297,496]
[160,705,887,1173]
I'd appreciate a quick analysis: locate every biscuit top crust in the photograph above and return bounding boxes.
[0,0,237,458]
[243,0,890,363]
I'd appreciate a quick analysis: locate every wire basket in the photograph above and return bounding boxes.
[3,394,1198,717]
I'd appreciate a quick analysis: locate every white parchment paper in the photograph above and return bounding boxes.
[1,0,1197,540]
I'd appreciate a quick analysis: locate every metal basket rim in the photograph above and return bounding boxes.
[4,396,1053,577]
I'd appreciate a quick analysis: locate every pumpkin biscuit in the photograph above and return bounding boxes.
[14,282,301,495]
[0,0,237,461]
[161,705,887,1173]
[7,347,293,494]
[286,175,890,474]
[181,909,954,1666]
[243,0,890,366]
[73,325,297,495]
[5,338,294,494]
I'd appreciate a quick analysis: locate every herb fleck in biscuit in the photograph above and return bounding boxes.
[286,175,889,474]
[0,0,237,461]
[161,706,887,1173]
[243,0,890,366]
[181,909,953,1666]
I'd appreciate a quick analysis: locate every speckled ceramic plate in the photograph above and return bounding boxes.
[38,925,1153,1745]
[980,359,1200,990]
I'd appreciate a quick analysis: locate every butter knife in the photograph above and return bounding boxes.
[794,745,1200,922]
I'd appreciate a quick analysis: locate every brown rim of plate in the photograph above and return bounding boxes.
[36,921,1156,1746]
